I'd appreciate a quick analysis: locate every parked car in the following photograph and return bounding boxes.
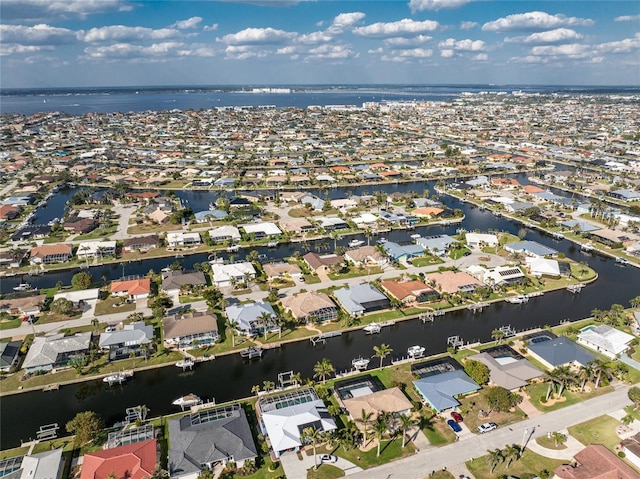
[447,419,462,433]
[319,454,337,463]
[450,411,463,423]
[477,422,498,434]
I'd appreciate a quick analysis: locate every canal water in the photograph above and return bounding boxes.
[1,177,639,448]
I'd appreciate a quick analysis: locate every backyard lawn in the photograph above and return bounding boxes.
[466,449,565,479]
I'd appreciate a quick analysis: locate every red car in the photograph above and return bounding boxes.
[450,411,463,423]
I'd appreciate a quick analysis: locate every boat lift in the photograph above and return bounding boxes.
[36,424,59,441]
[447,335,464,349]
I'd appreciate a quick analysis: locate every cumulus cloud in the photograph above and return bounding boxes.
[438,38,485,51]
[171,17,202,30]
[440,49,454,57]
[82,26,182,43]
[482,11,594,33]
[307,44,356,59]
[615,14,640,22]
[329,12,366,32]
[460,21,478,30]
[0,43,54,56]
[1,0,134,22]
[296,31,334,45]
[0,23,77,45]
[596,33,640,54]
[204,24,219,32]
[219,27,296,45]
[472,53,488,61]
[396,47,433,58]
[505,28,583,44]
[530,43,591,57]
[409,0,473,13]
[354,18,439,38]
[384,35,432,48]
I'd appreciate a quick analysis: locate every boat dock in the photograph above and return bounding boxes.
[467,302,489,312]
[567,283,585,294]
[43,384,59,392]
[310,331,342,345]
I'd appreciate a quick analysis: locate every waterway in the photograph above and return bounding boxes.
[1,176,639,448]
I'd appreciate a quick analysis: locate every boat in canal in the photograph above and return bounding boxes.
[103,372,130,386]
[504,294,529,304]
[348,239,365,248]
[175,358,195,370]
[172,393,202,408]
[352,357,370,370]
[12,283,33,292]
[407,345,426,358]
[239,346,263,359]
[363,323,381,334]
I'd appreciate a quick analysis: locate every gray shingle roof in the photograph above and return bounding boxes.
[413,370,479,412]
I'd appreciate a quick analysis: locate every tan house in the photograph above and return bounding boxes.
[263,262,303,281]
[29,244,72,265]
[554,444,638,479]
[379,280,438,304]
[280,291,338,323]
[344,246,386,267]
[423,270,482,294]
[342,387,413,425]
[163,311,219,349]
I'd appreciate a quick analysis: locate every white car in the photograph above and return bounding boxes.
[319,454,337,463]
[477,422,498,434]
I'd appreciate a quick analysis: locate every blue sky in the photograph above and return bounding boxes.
[1,0,639,88]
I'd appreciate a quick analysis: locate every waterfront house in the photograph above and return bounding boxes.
[316,216,349,232]
[98,321,154,361]
[608,188,640,201]
[527,336,595,369]
[303,252,343,272]
[161,270,207,299]
[333,283,390,317]
[163,311,219,349]
[2,449,63,479]
[0,248,26,269]
[505,240,558,258]
[240,222,282,240]
[560,219,600,233]
[479,265,527,287]
[0,340,22,372]
[168,404,258,478]
[525,257,561,278]
[110,278,151,301]
[277,218,315,235]
[166,232,201,248]
[576,324,634,359]
[208,225,241,243]
[194,209,228,223]
[256,387,337,458]
[22,332,91,373]
[62,217,98,234]
[379,280,439,304]
[415,235,457,256]
[412,207,444,219]
[29,244,72,265]
[468,345,542,391]
[344,245,387,267]
[343,387,413,426]
[465,232,499,249]
[122,234,160,254]
[76,240,117,259]
[81,439,157,479]
[382,241,425,262]
[554,444,638,479]
[413,369,480,413]
[225,301,277,336]
[262,262,302,281]
[423,270,482,294]
[210,262,256,288]
[280,291,338,323]
[53,288,100,309]
[0,294,46,319]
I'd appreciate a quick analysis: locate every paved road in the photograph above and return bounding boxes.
[340,384,632,479]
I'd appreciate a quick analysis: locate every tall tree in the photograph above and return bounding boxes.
[357,409,374,443]
[313,358,335,383]
[66,411,104,445]
[629,386,640,410]
[487,449,503,473]
[503,444,521,468]
[301,427,322,470]
[398,414,416,448]
[373,343,393,369]
[372,416,388,457]
[589,359,611,389]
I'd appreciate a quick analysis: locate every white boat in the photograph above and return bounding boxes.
[581,243,594,253]
[267,241,278,248]
[348,239,365,248]
[377,238,387,244]
[352,357,370,370]
[103,372,128,385]
[239,346,263,359]
[363,323,381,334]
[172,393,202,408]
[410,234,421,239]
[175,359,195,369]
[505,294,529,304]
[13,283,32,292]
[226,245,240,252]
[551,232,565,240]
[616,257,629,265]
[208,202,217,210]
[407,345,426,358]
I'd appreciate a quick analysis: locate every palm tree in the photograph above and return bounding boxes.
[503,444,521,468]
[589,359,611,389]
[622,414,635,426]
[258,311,272,340]
[544,370,560,402]
[373,343,393,369]
[552,366,575,397]
[487,449,503,473]
[263,380,275,392]
[577,363,593,392]
[91,317,99,333]
[491,328,505,344]
[372,416,388,457]
[228,320,238,347]
[251,384,261,396]
[301,427,323,470]
[398,414,416,448]
[313,358,335,383]
[630,295,640,309]
[357,409,374,443]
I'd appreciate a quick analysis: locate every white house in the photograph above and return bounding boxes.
[208,225,241,243]
[76,240,117,259]
[210,262,256,287]
[465,233,499,249]
[525,257,561,277]
[577,325,635,359]
[240,222,282,239]
[166,232,201,247]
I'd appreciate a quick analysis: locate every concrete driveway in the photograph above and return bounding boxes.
[280,450,363,479]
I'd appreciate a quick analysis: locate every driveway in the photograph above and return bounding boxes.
[280,451,363,479]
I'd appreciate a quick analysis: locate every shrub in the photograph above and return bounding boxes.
[618,451,626,458]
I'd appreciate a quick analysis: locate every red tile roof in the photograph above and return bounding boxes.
[110,278,151,295]
[81,439,157,479]
[554,445,638,479]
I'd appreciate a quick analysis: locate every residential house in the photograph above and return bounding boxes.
[527,336,595,369]
[62,217,98,234]
[468,345,542,391]
[423,271,482,294]
[333,283,390,317]
[621,432,640,470]
[277,218,315,235]
[225,301,277,336]
[481,265,527,287]
[168,404,258,478]
[98,321,154,361]
[0,340,22,372]
[163,311,219,349]
[76,240,117,259]
[208,225,241,243]
[576,324,635,359]
[122,235,160,254]
[210,262,256,288]
[342,387,413,427]
[256,387,337,458]
[412,207,444,219]
[12,225,52,242]
[1,449,63,479]
[166,232,201,248]
[29,244,72,265]
[53,288,100,308]
[379,280,439,304]
[344,245,387,267]
[22,332,92,373]
[161,270,207,298]
[415,235,458,256]
[383,241,425,262]
[81,439,157,479]
[505,240,558,258]
[315,216,349,232]
[554,444,638,479]
[465,233,499,249]
[413,369,480,413]
[525,257,561,277]
[0,294,46,319]
[608,189,640,201]
[280,291,338,323]
[262,262,303,281]
[240,222,282,240]
[110,278,151,301]
[303,252,343,272]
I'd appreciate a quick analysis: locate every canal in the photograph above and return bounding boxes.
[1,177,638,448]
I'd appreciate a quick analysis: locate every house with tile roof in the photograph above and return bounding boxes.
[110,278,151,301]
[379,280,439,304]
[342,387,413,425]
[122,235,160,254]
[225,301,277,337]
[280,291,338,323]
[81,439,157,479]
[29,244,72,265]
[554,444,638,479]
[163,311,219,349]
[468,345,542,391]
[210,262,256,288]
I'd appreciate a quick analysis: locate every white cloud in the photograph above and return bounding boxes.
[472,53,488,61]
[440,49,454,57]
[596,34,640,54]
[84,41,185,60]
[0,43,54,56]
[530,43,591,57]
[438,38,485,51]
[0,23,77,45]
[276,45,299,55]
[409,0,473,13]
[354,18,439,38]
[460,21,478,30]
[482,11,594,33]
[615,14,640,22]
[396,47,433,58]
[204,24,219,32]
[384,35,432,48]
[296,31,334,45]
[82,26,182,43]
[505,28,583,44]
[1,0,134,21]
[329,12,366,32]
[307,44,356,59]
[510,55,547,63]
[219,27,296,45]
[171,17,202,30]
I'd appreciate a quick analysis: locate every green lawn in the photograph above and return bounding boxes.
[307,464,345,479]
[466,449,565,479]
[94,296,137,316]
[525,382,614,412]
[568,416,622,452]
[410,256,444,267]
[0,318,24,330]
[0,446,29,460]
[328,266,383,281]
[318,436,416,469]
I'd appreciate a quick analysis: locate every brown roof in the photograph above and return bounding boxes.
[345,246,385,263]
[380,280,435,301]
[424,271,481,294]
[263,263,302,278]
[122,235,160,248]
[163,311,218,339]
[303,252,343,270]
[63,217,97,233]
[343,387,413,421]
[554,445,638,479]
[280,291,336,320]
[30,244,72,259]
[0,294,46,313]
